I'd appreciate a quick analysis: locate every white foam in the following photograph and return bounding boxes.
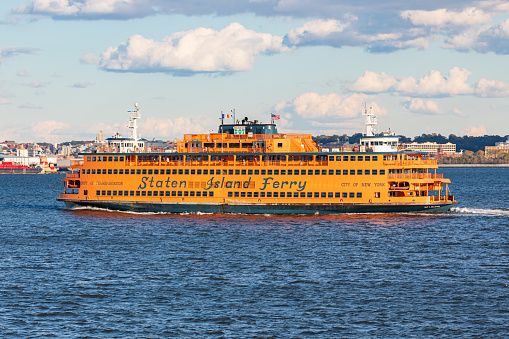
[451,207,509,216]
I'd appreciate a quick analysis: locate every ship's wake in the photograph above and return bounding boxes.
[451,207,509,217]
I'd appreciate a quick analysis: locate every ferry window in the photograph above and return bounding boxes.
[202,191,206,197]
[248,170,253,175]
[267,192,272,197]
[365,170,370,175]
[97,157,102,162]
[307,192,312,198]
[228,170,233,175]
[142,169,147,175]
[172,169,177,174]
[322,170,327,175]
[314,192,319,198]
[241,192,246,197]
[87,156,91,162]
[287,169,292,175]
[165,191,170,196]
[176,191,182,196]
[260,192,265,197]
[343,169,348,175]
[220,169,226,175]
[383,155,387,161]
[92,156,96,162]
[314,169,319,175]
[203,169,208,175]
[350,156,356,161]
[96,190,100,195]
[372,156,378,161]
[185,169,189,175]
[350,170,355,175]
[101,190,106,195]
[203,156,208,161]
[372,169,378,175]
[281,170,286,175]
[277,143,283,148]
[255,170,260,175]
[305,169,312,175]
[113,169,118,175]
[279,192,285,197]
[197,169,202,175]
[102,169,107,174]
[275,170,279,175]
[404,155,407,160]
[307,156,313,161]
[141,191,146,196]
[106,190,111,195]
[335,192,341,198]
[190,191,195,197]
[153,169,158,175]
[247,192,252,197]
[235,170,240,175]
[155,191,159,197]
[328,192,333,198]
[81,169,85,175]
[357,156,363,161]
[357,192,362,198]
[253,192,258,197]
[281,156,286,161]
[375,192,380,198]
[261,170,266,175]
[114,156,118,161]
[334,156,339,161]
[274,192,279,198]
[135,191,140,196]
[178,169,183,174]
[267,170,273,175]
[184,191,189,197]
[240,170,246,175]
[335,169,341,175]
[357,169,362,175]
[120,157,124,162]
[105,156,109,162]
[131,169,135,174]
[147,191,153,197]
[380,169,386,175]
[119,169,123,174]
[343,156,349,161]
[171,191,176,196]
[87,169,91,174]
[365,156,371,161]
[329,156,334,161]
[321,192,326,198]
[209,191,214,197]
[349,192,355,198]
[342,192,348,198]
[191,170,196,175]
[136,169,141,174]
[197,191,202,197]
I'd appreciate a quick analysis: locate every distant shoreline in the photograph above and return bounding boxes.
[438,164,509,167]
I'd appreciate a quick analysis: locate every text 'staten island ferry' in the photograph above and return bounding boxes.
[57,104,457,214]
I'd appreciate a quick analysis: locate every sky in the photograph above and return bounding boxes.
[1,0,509,143]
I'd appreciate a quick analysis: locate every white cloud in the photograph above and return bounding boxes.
[462,125,487,136]
[17,70,28,76]
[400,7,492,27]
[14,0,155,19]
[26,81,46,88]
[475,78,509,97]
[350,67,479,97]
[0,47,37,62]
[285,19,350,45]
[139,116,215,139]
[30,120,71,143]
[80,53,99,65]
[402,98,443,115]
[19,103,43,109]
[274,92,386,120]
[99,23,290,74]
[71,82,94,88]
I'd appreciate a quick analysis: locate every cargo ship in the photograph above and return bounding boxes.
[0,161,41,174]
[57,104,457,214]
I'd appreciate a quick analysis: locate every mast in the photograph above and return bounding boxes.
[363,104,377,136]
[128,103,141,148]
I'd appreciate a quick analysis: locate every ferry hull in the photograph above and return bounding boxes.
[59,199,457,214]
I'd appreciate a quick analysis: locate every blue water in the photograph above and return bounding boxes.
[0,168,508,337]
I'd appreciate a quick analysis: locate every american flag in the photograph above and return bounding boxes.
[271,114,280,120]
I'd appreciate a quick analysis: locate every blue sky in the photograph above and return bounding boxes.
[1,0,509,143]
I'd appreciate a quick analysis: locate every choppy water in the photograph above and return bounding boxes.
[0,168,507,337]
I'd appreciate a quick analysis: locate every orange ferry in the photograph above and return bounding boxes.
[57,104,457,214]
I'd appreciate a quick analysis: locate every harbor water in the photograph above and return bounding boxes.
[0,168,507,337]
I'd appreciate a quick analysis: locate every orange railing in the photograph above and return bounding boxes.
[430,195,455,202]
[387,173,444,180]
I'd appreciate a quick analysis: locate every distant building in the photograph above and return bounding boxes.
[96,130,104,143]
[403,142,457,155]
[485,138,509,156]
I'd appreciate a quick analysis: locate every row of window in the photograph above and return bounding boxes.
[83,168,386,176]
[86,155,382,163]
[93,190,363,199]
[96,190,215,197]
[228,191,363,198]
